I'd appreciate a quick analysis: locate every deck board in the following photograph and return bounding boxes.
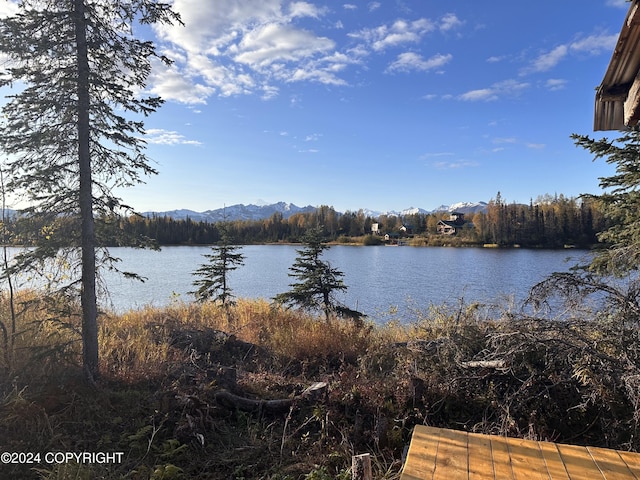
[587,446,638,480]
[467,432,495,480]
[556,443,604,480]
[401,426,440,480]
[490,434,514,480]
[433,427,468,479]
[401,426,640,480]
[538,440,569,479]
[506,437,548,480]
[618,451,640,478]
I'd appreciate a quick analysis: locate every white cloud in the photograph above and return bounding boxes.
[148,1,465,104]
[232,23,335,68]
[432,160,479,169]
[349,18,435,51]
[261,85,280,100]
[155,1,281,55]
[570,33,618,55]
[421,152,454,159]
[527,143,546,149]
[493,137,518,144]
[522,33,618,74]
[289,2,326,19]
[145,129,202,146]
[440,13,463,32]
[459,88,497,102]
[148,62,214,104]
[386,52,452,73]
[150,0,349,103]
[289,67,347,85]
[459,79,529,102]
[529,45,569,73]
[0,1,18,18]
[606,0,629,8]
[546,78,567,91]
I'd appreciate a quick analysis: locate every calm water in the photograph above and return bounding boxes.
[96,245,588,321]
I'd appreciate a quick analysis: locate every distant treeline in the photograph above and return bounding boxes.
[94,193,607,248]
[4,193,607,248]
[470,193,606,247]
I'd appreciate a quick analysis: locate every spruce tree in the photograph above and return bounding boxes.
[572,129,640,274]
[274,226,363,322]
[0,0,179,381]
[191,224,245,308]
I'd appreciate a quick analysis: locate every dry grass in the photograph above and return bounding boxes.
[98,299,378,383]
[1,289,639,479]
[0,293,418,479]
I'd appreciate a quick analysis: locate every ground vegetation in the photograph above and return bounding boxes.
[0,282,639,478]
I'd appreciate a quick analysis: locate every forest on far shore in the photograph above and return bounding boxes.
[96,192,607,248]
[2,192,607,249]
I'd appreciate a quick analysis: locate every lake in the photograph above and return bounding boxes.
[96,245,589,322]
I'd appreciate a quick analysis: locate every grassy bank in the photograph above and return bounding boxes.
[0,292,639,479]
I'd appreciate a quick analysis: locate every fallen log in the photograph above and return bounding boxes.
[460,360,507,370]
[214,382,328,413]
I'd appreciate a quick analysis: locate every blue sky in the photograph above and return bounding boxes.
[12,1,635,213]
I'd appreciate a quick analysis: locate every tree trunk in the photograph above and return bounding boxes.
[74,0,99,382]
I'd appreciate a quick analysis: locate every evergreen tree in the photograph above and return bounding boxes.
[572,129,640,274]
[274,226,364,322]
[0,0,179,381]
[191,224,245,308]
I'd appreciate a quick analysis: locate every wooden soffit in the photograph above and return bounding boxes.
[595,0,640,131]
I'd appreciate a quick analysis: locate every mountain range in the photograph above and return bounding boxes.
[144,201,488,223]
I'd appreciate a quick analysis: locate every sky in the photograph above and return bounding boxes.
[4,0,635,214]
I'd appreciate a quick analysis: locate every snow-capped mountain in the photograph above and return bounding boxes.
[144,202,316,222]
[363,202,487,218]
[145,201,488,222]
[431,201,488,214]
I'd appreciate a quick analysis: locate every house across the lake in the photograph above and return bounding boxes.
[437,212,473,235]
[399,224,413,235]
[384,232,400,242]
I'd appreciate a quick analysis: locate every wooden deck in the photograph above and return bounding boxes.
[401,425,640,479]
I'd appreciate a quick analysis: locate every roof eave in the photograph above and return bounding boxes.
[595,0,640,131]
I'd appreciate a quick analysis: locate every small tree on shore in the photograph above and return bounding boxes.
[274,226,364,322]
[191,224,245,311]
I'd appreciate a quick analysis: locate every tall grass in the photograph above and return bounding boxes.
[97,298,378,382]
[0,291,392,386]
[3,287,639,479]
